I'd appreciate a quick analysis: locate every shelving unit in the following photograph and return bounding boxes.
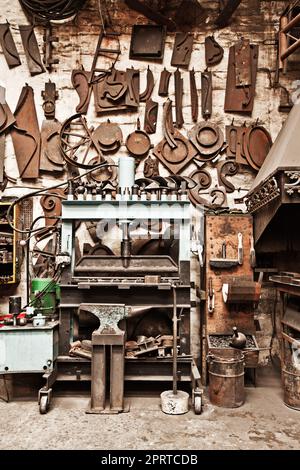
[0,201,20,285]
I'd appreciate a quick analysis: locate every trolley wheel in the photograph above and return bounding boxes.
[194,395,202,415]
[39,395,49,414]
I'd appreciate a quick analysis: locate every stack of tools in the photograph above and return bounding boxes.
[125,335,174,358]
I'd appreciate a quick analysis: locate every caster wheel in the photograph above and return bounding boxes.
[39,395,48,414]
[194,395,202,415]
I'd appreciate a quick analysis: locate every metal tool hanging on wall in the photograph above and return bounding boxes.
[125,118,151,159]
[92,120,123,153]
[0,22,21,68]
[217,160,239,193]
[158,68,171,97]
[140,66,154,102]
[189,68,198,123]
[126,67,140,108]
[43,23,59,72]
[11,84,40,179]
[224,38,259,114]
[40,81,64,173]
[174,68,184,128]
[71,28,121,114]
[153,99,197,174]
[205,36,224,66]
[0,86,16,135]
[144,99,158,134]
[171,32,193,67]
[201,70,212,119]
[143,155,159,178]
[19,25,45,75]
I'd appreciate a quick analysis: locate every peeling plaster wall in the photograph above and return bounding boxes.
[0,0,294,365]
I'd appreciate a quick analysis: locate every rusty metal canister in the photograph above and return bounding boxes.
[208,349,245,408]
[282,368,300,411]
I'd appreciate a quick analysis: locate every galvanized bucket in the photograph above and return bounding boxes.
[208,349,245,408]
[282,368,300,411]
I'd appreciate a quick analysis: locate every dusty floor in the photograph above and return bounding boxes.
[0,366,299,450]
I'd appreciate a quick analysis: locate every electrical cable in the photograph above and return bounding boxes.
[5,162,117,235]
[19,0,87,23]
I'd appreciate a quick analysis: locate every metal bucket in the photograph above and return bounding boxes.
[282,368,300,411]
[208,349,245,408]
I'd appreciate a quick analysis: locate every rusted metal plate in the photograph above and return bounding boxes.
[205,36,224,66]
[19,25,45,76]
[225,123,239,159]
[201,70,212,119]
[0,23,21,68]
[143,155,159,178]
[189,122,224,161]
[189,68,198,123]
[125,118,151,158]
[71,68,92,114]
[188,168,212,207]
[158,68,171,97]
[243,125,272,170]
[11,85,40,179]
[125,67,140,108]
[42,80,58,120]
[92,120,123,153]
[153,130,197,174]
[0,86,16,134]
[235,125,248,165]
[129,25,166,61]
[224,41,259,114]
[217,160,239,193]
[205,214,255,335]
[174,68,184,128]
[144,99,158,134]
[94,69,135,113]
[171,32,193,68]
[40,119,64,173]
[234,39,251,87]
[139,66,154,102]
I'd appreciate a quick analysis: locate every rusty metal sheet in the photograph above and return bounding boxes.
[243,125,272,170]
[125,67,140,108]
[217,160,239,193]
[236,124,249,166]
[174,68,184,128]
[125,118,151,158]
[11,85,40,179]
[129,25,166,61]
[92,120,123,153]
[189,122,224,161]
[158,68,171,97]
[234,39,251,87]
[0,23,21,68]
[19,25,45,76]
[0,86,16,134]
[205,214,255,336]
[94,69,129,113]
[143,155,159,178]
[205,36,224,66]
[224,41,259,114]
[40,119,64,173]
[144,99,158,134]
[140,66,154,103]
[71,68,92,114]
[153,131,197,174]
[171,32,193,68]
[201,70,212,120]
[189,68,198,123]
[225,123,239,159]
[42,80,58,120]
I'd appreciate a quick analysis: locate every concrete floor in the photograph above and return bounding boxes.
[0,366,299,450]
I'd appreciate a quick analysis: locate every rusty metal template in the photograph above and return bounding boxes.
[158,68,171,97]
[71,68,92,114]
[171,32,193,67]
[140,66,154,102]
[11,85,40,179]
[0,23,21,68]
[144,98,158,134]
[201,70,212,120]
[189,68,198,123]
[174,68,184,128]
[19,25,45,75]
[205,36,224,66]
